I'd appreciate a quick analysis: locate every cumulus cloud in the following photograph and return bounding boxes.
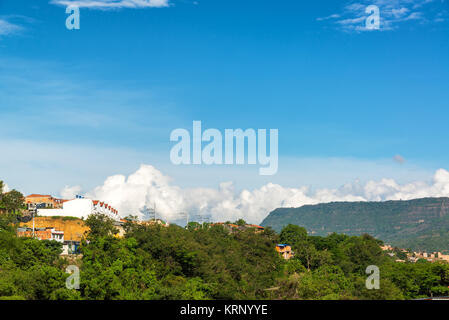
[50,0,170,9]
[77,164,449,225]
[60,185,82,199]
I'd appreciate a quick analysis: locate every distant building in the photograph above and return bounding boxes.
[37,198,120,221]
[25,194,66,209]
[61,241,81,255]
[276,244,294,260]
[140,219,170,227]
[410,251,449,263]
[437,252,449,262]
[17,227,64,243]
[18,216,94,255]
[246,224,265,232]
[211,222,264,233]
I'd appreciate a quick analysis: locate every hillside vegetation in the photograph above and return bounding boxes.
[2,213,449,300]
[261,197,449,253]
[2,179,449,300]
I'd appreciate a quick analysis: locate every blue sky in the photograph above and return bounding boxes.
[1,0,449,197]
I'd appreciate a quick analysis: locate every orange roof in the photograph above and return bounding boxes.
[26,194,52,198]
[248,224,264,229]
[93,200,99,205]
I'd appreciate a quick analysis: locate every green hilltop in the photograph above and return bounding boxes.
[261,197,449,253]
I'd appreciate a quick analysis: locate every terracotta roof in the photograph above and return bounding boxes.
[248,224,264,229]
[26,194,52,198]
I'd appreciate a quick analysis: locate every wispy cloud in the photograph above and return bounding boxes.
[0,18,23,37]
[317,0,447,32]
[0,15,37,39]
[49,0,170,9]
[316,14,341,21]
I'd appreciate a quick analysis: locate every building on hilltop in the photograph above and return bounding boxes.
[37,198,120,221]
[25,194,66,209]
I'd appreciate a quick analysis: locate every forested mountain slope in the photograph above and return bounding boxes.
[261,198,449,253]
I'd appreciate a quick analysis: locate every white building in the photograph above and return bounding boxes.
[37,198,120,221]
[51,229,64,243]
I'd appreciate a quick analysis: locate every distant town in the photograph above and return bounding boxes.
[380,244,449,264]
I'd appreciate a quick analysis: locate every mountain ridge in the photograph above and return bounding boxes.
[260,197,449,253]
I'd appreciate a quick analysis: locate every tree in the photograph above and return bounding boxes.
[1,190,25,213]
[295,242,331,271]
[341,234,386,274]
[295,265,354,300]
[279,224,307,248]
[234,219,246,226]
[186,222,201,231]
[84,213,118,241]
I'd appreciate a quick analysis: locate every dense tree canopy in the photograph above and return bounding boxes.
[0,181,25,214]
[0,207,449,300]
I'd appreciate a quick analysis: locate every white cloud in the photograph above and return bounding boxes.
[2,182,10,193]
[316,14,341,21]
[50,0,170,9]
[0,19,22,37]
[391,7,409,18]
[81,164,449,225]
[60,185,82,199]
[317,0,444,32]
